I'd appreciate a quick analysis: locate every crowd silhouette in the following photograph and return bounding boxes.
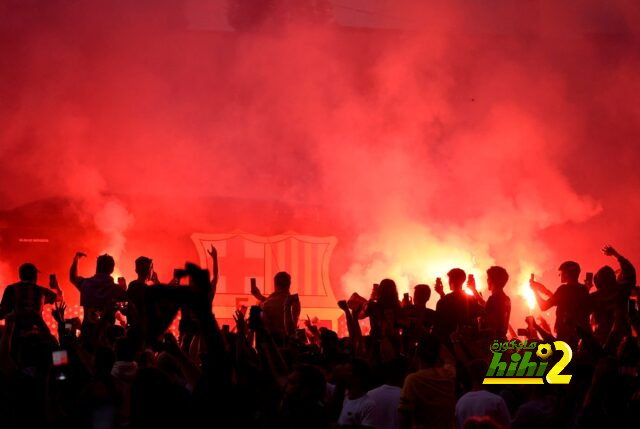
[0,243,639,428]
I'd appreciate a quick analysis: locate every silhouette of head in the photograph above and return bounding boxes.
[447,268,466,291]
[416,333,440,367]
[115,337,135,362]
[558,261,580,284]
[18,262,38,283]
[347,358,371,391]
[413,284,431,307]
[378,278,399,309]
[135,256,153,280]
[96,254,115,275]
[487,266,509,292]
[594,265,616,290]
[274,271,291,292]
[284,364,326,403]
[468,358,490,387]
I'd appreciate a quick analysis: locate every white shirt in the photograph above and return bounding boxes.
[367,384,401,429]
[455,390,511,429]
[338,393,378,428]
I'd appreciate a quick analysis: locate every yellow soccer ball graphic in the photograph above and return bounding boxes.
[536,343,553,359]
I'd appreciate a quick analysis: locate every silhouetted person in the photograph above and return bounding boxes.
[367,359,405,429]
[336,359,377,428]
[279,364,329,429]
[399,334,456,429]
[70,252,126,323]
[590,245,637,343]
[402,284,436,341]
[0,262,60,321]
[126,256,156,330]
[455,359,510,429]
[367,278,402,338]
[530,261,590,347]
[251,271,297,338]
[484,267,511,341]
[435,268,481,344]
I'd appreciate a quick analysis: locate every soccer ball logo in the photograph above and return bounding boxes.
[536,343,553,359]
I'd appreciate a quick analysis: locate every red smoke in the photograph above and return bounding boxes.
[1,1,639,330]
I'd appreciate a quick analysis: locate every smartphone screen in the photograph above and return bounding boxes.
[52,350,69,366]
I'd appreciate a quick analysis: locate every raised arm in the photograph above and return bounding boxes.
[603,245,636,287]
[530,279,554,311]
[467,275,486,306]
[250,279,267,303]
[338,300,364,355]
[207,245,219,299]
[69,252,86,289]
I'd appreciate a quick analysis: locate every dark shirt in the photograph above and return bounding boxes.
[435,290,481,340]
[0,281,57,318]
[547,283,590,339]
[485,291,511,340]
[127,280,147,316]
[77,273,126,310]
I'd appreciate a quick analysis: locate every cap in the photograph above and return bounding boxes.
[19,262,40,281]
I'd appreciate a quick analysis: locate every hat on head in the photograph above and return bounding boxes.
[19,262,39,281]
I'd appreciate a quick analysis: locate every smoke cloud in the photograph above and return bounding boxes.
[1,1,639,323]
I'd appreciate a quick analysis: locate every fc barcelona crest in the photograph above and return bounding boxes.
[191,232,343,330]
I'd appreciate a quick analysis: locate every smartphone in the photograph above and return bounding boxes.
[517,328,529,336]
[64,322,73,335]
[290,293,299,303]
[52,350,70,381]
[222,324,230,335]
[117,277,126,288]
[49,274,59,289]
[52,350,69,366]
[585,272,593,286]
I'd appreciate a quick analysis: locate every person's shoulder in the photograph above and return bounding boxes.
[36,284,56,294]
[403,370,422,385]
[128,280,145,289]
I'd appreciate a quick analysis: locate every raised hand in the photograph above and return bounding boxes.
[233,309,246,334]
[52,301,66,324]
[467,275,476,291]
[529,278,544,292]
[250,281,261,297]
[537,316,552,333]
[435,278,444,297]
[602,244,620,258]
[207,245,217,258]
[525,315,536,328]
[337,300,349,312]
[74,251,87,260]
